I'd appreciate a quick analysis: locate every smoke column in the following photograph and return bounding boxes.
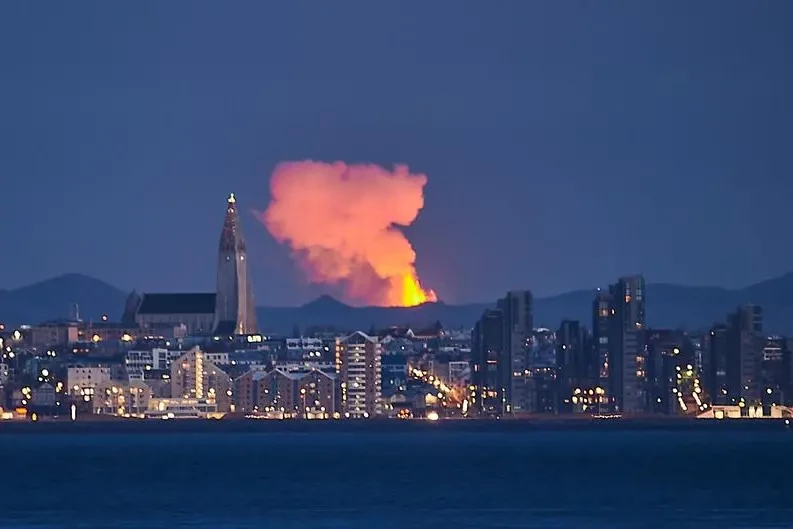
[259,161,437,307]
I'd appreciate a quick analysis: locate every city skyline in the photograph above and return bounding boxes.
[1,3,790,528]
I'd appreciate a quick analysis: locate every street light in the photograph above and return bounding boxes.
[595,387,605,414]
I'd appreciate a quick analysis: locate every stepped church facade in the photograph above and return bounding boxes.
[122,194,258,336]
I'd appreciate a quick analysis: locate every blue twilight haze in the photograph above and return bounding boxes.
[0,1,791,304]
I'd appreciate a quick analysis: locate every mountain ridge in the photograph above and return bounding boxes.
[2,273,793,334]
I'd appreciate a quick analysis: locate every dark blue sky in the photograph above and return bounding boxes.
[1,1,791,305]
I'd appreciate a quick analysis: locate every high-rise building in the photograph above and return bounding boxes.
[526,328,558,413]
[761,336,790,405]
[592,290,613,388]
[726,305,763,404]
[706,305,764,406]
[645,330,695,415]
[705,323,730,404]
[608,275,647,413]
[497,291,533,412]
[336,332,382,418]
[214,193,258,335]
[556,320,594,401]
[471,309,505,416]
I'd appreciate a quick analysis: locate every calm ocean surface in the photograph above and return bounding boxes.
[0,423,791,528]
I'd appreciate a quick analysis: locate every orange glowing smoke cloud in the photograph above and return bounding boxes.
[259,161,437,307]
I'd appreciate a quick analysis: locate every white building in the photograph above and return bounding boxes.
[32,383,57,408]
[171,348,233,412]
[91,380,153,416]
[125,348,182,373]
[144,398,222,419]
[286,337,324,360]
[448,361,471,386]
[68,366,112,394]
[336,332,382,419]
[126,348,229,380]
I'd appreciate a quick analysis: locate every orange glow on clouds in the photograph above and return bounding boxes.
[259,161,436,307]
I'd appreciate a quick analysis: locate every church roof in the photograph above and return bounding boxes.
[136,293,216,315]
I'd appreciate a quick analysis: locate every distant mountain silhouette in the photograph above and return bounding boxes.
[2,272,793,334]
[256,299,487,335]
[0,273,128,325]
[257,276,793,334]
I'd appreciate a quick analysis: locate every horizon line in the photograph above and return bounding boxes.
[2,270,792,309]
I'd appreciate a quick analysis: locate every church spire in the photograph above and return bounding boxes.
[214,192,257,335]
[219,192,245,253]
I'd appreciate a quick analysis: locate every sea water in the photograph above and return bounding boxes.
[0,424,790,528]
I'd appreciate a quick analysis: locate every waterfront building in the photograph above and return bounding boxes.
[607,275,647,413]
[92,380,153,416]
[336,331,382,418]
[498,291,533,413]
[762,336,791,405]
[297,368,337,418]
[472,309,505,416]
[707,305,764,407]
[705,323,730,404]
[592,290,613,389]
[255,368,301,414]
[171,348,233,412]
[235,365,337,418]
[232,366,268,413]
[556,320,594,411]
[0,363,9,385]
[31,383,57,409]
[645,330,700,415]
[144,398,222,419]
[67,366,112,395]
[726,305,764,404]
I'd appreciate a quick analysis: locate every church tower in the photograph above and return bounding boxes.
[214,193,257,335]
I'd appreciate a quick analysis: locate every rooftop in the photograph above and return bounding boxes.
[137,293,216,315]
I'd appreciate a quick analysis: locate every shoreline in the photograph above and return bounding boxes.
[0,415,790,434]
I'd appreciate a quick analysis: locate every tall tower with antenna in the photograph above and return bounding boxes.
[214,193,258,335]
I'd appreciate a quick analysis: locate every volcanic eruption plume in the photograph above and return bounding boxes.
[259,161,437,307]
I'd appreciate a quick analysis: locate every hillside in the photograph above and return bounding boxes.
[254,279,793,334]
[2,273,793,334]
[0,273,128,325]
